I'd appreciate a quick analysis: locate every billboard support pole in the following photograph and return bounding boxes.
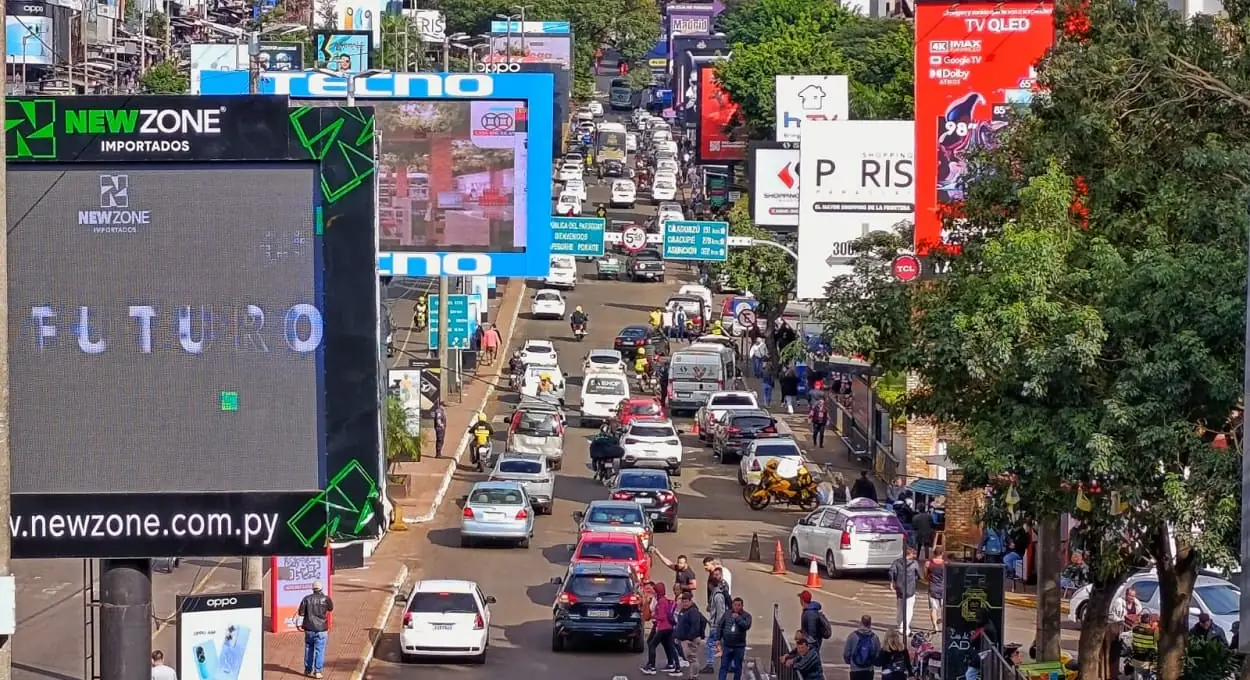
[99,559,152,680]
[0,7,12,678]
[438,276,450,408]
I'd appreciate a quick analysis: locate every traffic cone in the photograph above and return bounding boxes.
[772,540,787,575]
[691,421,700,438]
[806,558,822,588]
[748,532,761,562]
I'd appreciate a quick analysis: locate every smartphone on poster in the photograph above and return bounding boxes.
[217,624,251,679]
[192,641,218,680]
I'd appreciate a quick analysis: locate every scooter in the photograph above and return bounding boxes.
[571,323,587,341]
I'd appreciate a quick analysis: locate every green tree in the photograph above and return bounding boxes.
[377,14,429,71]
[139,60,188,94]
[718,0,850,45]
[385,395,422,462]
[708,202,796,363]
[818,0,1250,676]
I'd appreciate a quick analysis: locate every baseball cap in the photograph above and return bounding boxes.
[798,590,813,604]
[1199,613,1211,623]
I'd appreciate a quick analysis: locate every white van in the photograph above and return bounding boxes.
[544,255,577,289]
[667,350,728,414]
[578,373,630,427]
[688,341,738,381]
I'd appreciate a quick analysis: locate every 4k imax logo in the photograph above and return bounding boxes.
[5,98,57,160]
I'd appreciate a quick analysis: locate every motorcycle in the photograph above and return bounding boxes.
[743,480,820,511]
[909,631,941,680]
[636,370,655,394]
[571,322,587,341]
[470,440,490,472]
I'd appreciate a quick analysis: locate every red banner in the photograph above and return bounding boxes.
[696,64,746,164]
[913,0,1055,254]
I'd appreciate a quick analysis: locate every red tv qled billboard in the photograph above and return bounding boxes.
[913,0,1054,255]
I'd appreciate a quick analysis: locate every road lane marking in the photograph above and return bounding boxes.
[151,559,224,641]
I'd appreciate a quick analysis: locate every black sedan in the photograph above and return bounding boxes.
[550,561,646,652]
[712,409,781,463]
[613,325,670,360]
[610,468,680,532]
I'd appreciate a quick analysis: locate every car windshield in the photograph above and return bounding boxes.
[567,575,632,598]
[551,259,574,270]
[497,459,543,474]
[853,515,906,534]
[469,488,525,505]
[589,354,619,364]
[586,377,626,395]
[579,541,640,560]
[588,506,644,525]
[1197,584,1240,615]
[756,443,801,457]
[408,592,478,614]
[629,403,663,416]
[559,195,578,203]
[536,292,560,301]
[619,327,648,338]
[655,182,675,190]
[525,344,552,354]
[514,412,558,435]
[712,395,755,407]
[619,472,669,489]
[732,415,775,430]
[630,424,676,438]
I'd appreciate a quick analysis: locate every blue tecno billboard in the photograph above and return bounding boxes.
[200,71,555,278]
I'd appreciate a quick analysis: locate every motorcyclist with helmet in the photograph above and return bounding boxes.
[589,431,626,483]
[710,319,726,336]
[538,372,556,395]
[570,306,589,333]
[468,413,494,467]
[633,347,650,378]
[759,459,793,499]
[648,308,663,330]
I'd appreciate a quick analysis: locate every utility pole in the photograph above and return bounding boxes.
[1240,204,1250,677]
[0,7,13,679]
[241,32,265,596]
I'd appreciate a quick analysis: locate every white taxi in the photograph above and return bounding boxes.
[739,437,806,486]
[555,192,582,216]
[530,289,567,320]
[578,373,630,427]
[611,180,637,208]
[651,177,677,202]
[583,349,627,375]
[558,163,584,183]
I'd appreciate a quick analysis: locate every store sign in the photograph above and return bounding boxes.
[747,143,800,228]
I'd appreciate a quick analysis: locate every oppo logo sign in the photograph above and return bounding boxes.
[205,598,239,608]
[477,62,521,73]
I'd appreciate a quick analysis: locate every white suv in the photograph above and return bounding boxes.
[619,420,684,476]
[787,498,907,578]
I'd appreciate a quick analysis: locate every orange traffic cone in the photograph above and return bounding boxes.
[806,558,822,588]
[772,540,787,575]
[691,421,700,438]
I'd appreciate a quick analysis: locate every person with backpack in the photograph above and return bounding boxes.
[843,614,881,680]
[702,567,731,675]
[888,548,924,637]
[797,590,832,652]
[674,593,708,679]
[641,582,682,676]
[715,597,751,680]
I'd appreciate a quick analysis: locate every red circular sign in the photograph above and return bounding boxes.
[891,255,922,282]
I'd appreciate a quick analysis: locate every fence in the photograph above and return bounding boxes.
[977,635,1026,680]
[769,604,797,680]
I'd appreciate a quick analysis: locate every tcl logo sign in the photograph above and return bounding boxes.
[205,598,239,608]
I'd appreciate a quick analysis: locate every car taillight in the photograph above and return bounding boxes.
[473,614,485,629]
[403,612,413,627]
[636,340,645,346]
[658,491,675,503]
[750,459,760,471]
[612,491,632,500]
[558,592,578,605]
[624,438,639,445]
[840,525,853,549]
[620,593,642,605]
[762,426,777,434]
[727,426,741,435]
[463,507,475,518]
[516,509,529,520]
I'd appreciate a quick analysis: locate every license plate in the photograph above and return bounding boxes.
[636,497,655,506]
[483,512,505,521]
[643,449,658,455]
[432,623,454,631]
[587,609,614,618]
[677,392,690,398]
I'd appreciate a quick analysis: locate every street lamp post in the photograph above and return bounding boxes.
[442,32,467,71]
[451,41,487,73]
[496,13,520,66]
[513,5,530,56]
[314,67,387,106]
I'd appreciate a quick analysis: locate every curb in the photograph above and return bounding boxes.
[348,563,410,680]
[403,282,524,523]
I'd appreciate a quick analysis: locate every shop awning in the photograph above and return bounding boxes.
[909,478,946,498]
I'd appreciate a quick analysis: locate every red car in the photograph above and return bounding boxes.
[610,398,666,435]
[571,532,652,582]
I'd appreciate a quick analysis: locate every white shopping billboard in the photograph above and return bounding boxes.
[747,143,799,228]
[405,9,445,42]
[189,43,247,94]
[797,120,914,299]
[775,75,849,143]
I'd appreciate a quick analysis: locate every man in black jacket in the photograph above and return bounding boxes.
[716,597,751,680]
[798,590,828,652]
[784,634,825,680]
[298,581,334,678]
[851,471,878,502]
[674,593,707,679]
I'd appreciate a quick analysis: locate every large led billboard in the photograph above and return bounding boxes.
[695,64,746,164]
[200,71,556,278]
[487,20,572,70]
[913,0,1054,254]
[5,96,381,558]
[670,36,728,109]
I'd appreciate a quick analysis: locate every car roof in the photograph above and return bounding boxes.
[578,531,641,543]
[497,451,546,462]
[587,500,645,512]
[619,325,651,333]
[535,288,562,294]
[710,391,756,399]
[625,397,662,406]
[525,339,555,347]
[412,579,478,593]
[729,409,772,419]
[589,349,622,356]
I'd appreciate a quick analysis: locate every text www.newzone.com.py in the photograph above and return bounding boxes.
[12,511,280,545]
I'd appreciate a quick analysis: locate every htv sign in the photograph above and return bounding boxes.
[782,112,832,129]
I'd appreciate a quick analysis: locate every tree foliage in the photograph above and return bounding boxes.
[817,1,1249,677]
[708,202,796,361]
[713,0,912,135]
[376,14,430,71]
[139,61,188,94]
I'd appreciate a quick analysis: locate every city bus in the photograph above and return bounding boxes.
[609,78,633,110]
[596,122,628,164]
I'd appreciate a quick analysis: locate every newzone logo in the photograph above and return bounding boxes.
[206,598,239,607]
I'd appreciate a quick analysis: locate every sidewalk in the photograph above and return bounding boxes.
[261,278,525,680]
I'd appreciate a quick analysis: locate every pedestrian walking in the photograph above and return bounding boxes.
[807,378,825,408]
[674,306,688,340]
[851,471,878,501]
[150,651,177,680]
[715,598,751,680]
[797,590,832,652]
[297,581,334,678]
[843,615,881,680]
[703,567,730,674]
[760,369,775,407]
[925,545,946,631]
[876,630,913,680]
[642,583,682,676]
[780,366,799,415]
[482,323,501,364]
[784,634,825,680]
[748,337,767,378]
[674,593,708,679]
[702,557,733,596]
[808,396,829,448]
[888,548,923,637]
[913,507,935,560]
[432,401,447,458]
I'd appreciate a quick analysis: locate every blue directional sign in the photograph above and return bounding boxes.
[662,220,729,262]
[550,217,607,257]
[428,295,473,350]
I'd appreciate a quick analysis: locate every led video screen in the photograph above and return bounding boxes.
[8,164,322,494]
[372,101,530,252]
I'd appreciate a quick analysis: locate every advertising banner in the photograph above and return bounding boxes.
[199,71,556,278]
[258,42,303,70]
[942,563,1006,680]
[774,75,849,143]
[747,142,799,229]
[516,62,571,154]
[6,97,381,557]
[797,120,914,298]
[406,9,445,42]
[489,20,570,33]
[695,64,745,164]
[670,36,728,108]
[390,362,440,417]
[913,0,1054,254]
[330,0,382,45]
[6,14,52,66]
[189,44,247,94]
[177,591,264,680]
[314,30,373,74]
[666,3,715,38]
[270,554,332,633]
[486,33,572,68]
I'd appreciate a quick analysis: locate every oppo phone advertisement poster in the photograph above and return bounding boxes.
[177,591,264,680]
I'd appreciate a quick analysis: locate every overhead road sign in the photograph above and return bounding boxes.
[428,294,473,350]
[550,217,606,256]
[662,220,729,261]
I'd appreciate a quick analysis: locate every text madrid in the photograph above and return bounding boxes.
[28,304,323,354]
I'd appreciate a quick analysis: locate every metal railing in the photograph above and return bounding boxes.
[977,635,1025,680]
[769,604,797,680]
